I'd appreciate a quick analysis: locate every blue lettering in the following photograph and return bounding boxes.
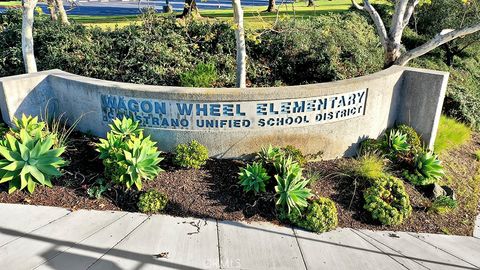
[177,103,193,116]
[141,101,153,113]
[128,100,139,112]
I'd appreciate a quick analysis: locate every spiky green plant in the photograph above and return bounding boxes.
[415,151,444,180]
[11,114,46,138]
[238,162,271,194]
[274,156,301,177]
[96,117,163,190]
[109,117,141,139]
[257,144,283,165]
[274,166,313,214]
[0,130,66,193]
[386,130,410,153]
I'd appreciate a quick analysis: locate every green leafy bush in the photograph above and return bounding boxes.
[358,138,383,155]
[351,153,385,181]
[429,195,457,215]
[295,197,338,233]
[403,151,444,186]
[137,189,168,214]
[274,164,313,214]
[281,145,307,166]
[363,175,412,225]
[180,62,218,87]
[395,125,422,153]
[0,130,66,193]
[96,117,163,190]
[238,162,271,194]
[173,140,209,169]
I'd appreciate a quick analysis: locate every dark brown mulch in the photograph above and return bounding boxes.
[0,132,479,235]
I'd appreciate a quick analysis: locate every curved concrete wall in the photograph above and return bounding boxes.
[0,66,448,159]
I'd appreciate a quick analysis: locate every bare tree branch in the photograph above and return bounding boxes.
[362,0,388,48]
[402,0,419,29]
[396,23,480,66]
[390,0,409,43]
[350,0,364,10]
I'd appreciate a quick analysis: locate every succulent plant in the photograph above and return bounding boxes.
[386,130,410,154]
[173,140,209,169]
[137,189,168,214]
[415,151,444,180]
[274,166,313,214]
[238,162,271,194]
[0,130,66,193]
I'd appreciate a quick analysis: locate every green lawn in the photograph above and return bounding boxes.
[435,115,472,153]
[72,0,353,29]
[0,1,21,7]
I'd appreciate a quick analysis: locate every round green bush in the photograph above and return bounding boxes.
[297,197,338,233]
[363,175,412,225]
[395,124,422,153]
[173,140,209,169]
[137,189,168,214]
[278,197,338,233]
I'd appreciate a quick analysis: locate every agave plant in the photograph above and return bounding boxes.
[274,156,301,177]
[257,144,282,164]
[114,133,164,190]
[274,167,313,214]
[11,114,46,138]
[238,162,271,194]
[386,130,410,153]
[109,117,142,139]
[0,130,66,193]
[414,151,444,180]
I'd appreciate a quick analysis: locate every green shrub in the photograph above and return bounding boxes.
[281,145,307,166]
[358,138,383,155]
[363,175,412,225]
[87,178,110,199]
[395,124,422,153]
[434,115,471,153]
[294,197,338,233]
[0,130,66,193]
[429,195,457,215]
[238,162,271,194]
[403,151,444,186]
[180,62,218,87]
[274,164,313,214]
[96,117,163,190]
[475,150,480,161]
[173,140,209,169]
[137,189,168,214]
[351,153,385,181]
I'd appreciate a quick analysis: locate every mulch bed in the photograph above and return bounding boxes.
[0,132,479,236]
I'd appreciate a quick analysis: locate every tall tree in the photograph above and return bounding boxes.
[232,0,246,87]
[179,0,199,18]
[266,0,277,12]
[22,0,38,73]
[47,0,57,21]
[55,0,70,25]
[352,0,480,66]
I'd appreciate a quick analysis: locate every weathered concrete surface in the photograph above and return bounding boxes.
[1,203,480,270]
[0,67,448,159]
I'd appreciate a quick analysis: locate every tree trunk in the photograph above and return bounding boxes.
[307,0,314,7]
[179,0,199,18]
[55,0,70,25]
[266,0,277,12]
[22,0,38,73]
[384,41,402,67]
[232,0,246,88]
[47,0,57,21]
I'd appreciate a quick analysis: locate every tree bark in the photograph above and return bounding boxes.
[266,0,277,12]
[232,0,246,88]
[47,0,57,21]
[179,0,199,18]
[22,0,38,73]
[55,0,70,25]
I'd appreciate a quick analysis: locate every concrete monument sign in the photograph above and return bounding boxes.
[0,66,448,159]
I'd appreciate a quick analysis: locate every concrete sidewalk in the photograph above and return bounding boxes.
[0,203,479,270]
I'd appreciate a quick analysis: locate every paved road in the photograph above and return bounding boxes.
[1,203,479,269]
